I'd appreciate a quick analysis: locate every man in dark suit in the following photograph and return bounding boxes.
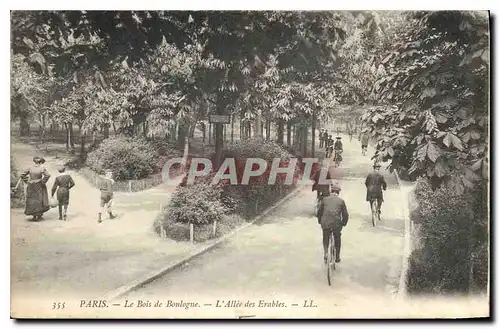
[317,181,349,263]
[365,162,387,214]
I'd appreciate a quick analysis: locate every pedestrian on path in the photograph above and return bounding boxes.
[51,165,76,221]
[20,156,51,221]
[317,181,349,264]
[319,129,326,148]
[98,169,117,223]
[360,133,369,156]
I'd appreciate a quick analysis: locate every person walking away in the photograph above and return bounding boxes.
[365,162,387,215]
[361,133,369,156]
[326,135,334,158]
[51,165,75,221]
[322,130,329,149]
[20,156,51,221]
[98,169,117,223]
[334,136,343,163]
[317,182,349,263]
[319,129,325,148]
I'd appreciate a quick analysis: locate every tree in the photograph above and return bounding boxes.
[362,11,489,192]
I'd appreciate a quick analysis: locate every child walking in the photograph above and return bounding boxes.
[98,169,116,223]
[51,165,76,221]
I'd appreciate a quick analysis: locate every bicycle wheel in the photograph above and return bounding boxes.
[326,232,335,286]
[371,199,378,227]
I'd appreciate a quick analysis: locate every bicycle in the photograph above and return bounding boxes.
[326,230,336,286]
[370,198,380,227]
[333,151,342,167]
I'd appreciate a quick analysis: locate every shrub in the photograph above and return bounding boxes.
[165,181,233,226]
[219,138,301,217]
[407,178,488,294]
[10,157,24,208]
[86,136,157,181]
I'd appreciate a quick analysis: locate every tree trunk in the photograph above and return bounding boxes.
[79,125,86,161]
[143,121,148,138]
[65,123,69,151]
[214,94,226,169]
[19,115,30,137]
[202,122,206,144]
[231,114,234,143]
[223,124,227,142]
[302,125,308,157]
[39,114,46,144]
[103,125,109,139]
[254,116,263,139]
[277,119,284,145]
[208,123,212,145]
[311,111,316,157]
[266,120,271,141]
[69,123,75,154]
[239,117,243,140]
[177,120,188,151]
[286,122,291,147]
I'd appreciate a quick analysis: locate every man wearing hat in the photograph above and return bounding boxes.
[319,129,325,148]
[317,181,349,263]
[365,162,387,215]
[51,164,76,220]
[333,136,343,163]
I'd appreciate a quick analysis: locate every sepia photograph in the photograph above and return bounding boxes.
[9,9,490,319]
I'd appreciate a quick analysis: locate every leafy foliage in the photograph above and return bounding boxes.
[219,138,301,217]
[407,178,488,294]
[166,182,232,226]
[362,11,489,192]
[86,136,158,180]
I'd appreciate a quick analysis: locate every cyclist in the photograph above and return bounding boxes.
[360,132,369,156]
[333,136,343,164]
[365,162,387,216]
[325,135,334,158]
[317,181,349,264]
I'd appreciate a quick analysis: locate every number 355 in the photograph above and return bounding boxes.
[52,302,65,310]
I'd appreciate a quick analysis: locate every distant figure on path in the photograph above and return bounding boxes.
[51,165,76,221]
[20,156,51,221]
[360,133,369,156]
[319,129,326,148]
[98,169,117,223]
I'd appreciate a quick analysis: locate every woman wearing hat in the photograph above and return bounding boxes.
[20,156,51,221]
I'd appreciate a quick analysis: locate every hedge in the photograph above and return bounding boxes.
[407,178,488,294]
[156,138,304,242]
[86,136,158,181]
[82,136,184,192]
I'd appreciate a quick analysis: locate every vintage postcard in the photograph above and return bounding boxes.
[10,10,490,319]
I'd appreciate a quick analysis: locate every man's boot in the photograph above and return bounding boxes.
[63,206,67,221]
[58,206,63,220]
[98,212,102,223]
[108,212,116,219]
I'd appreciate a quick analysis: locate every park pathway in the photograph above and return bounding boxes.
[121,133,408,318]
[10,138,191,309]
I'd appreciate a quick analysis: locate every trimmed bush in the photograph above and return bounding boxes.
[407,178,488,294]
[219,138,301,217]
[86,136,157,181]
[166,181,233,226]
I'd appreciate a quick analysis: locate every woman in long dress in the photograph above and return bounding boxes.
[20,156,51,221]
